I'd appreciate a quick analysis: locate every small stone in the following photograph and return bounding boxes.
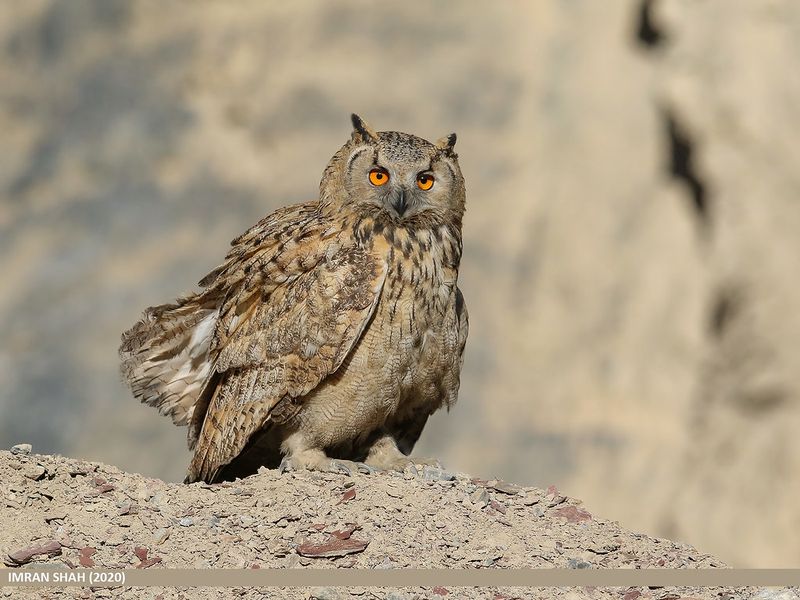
[491,480,522,495]
[78,547,96,568]
[552,505,592,523]
[469,488,490,508]
[23,465,46,481]
[284,554,303,568]
[266,539,290,557]
[116,501,134,516]
[10,444,32,455]
[153,528,170,545]
[589,543,620,555]
[338,488,356,504]
[179,517,194,527]
[373,556,397,569]
[385,485,404,499]
[297,537,369,558]
[331,523,359,540]
[207,516,221,528]
[104,533,126,547]
[137,556,162,569]
[6,540,62,565]
[310,588,341,600]
[238,515,254,527]
[567,558,592,569]
[44,510,68,523]
[116,516,133,528]
[421,467,456,481]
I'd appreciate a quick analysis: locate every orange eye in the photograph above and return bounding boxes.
[369,168,389,186]
[417,173,434,191]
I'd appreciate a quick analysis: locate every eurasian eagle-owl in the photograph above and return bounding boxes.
[120,114,468,483]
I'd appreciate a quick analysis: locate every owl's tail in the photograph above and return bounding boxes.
[119,291,221,433]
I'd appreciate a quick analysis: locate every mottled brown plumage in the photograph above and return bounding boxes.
[120,115,468,483]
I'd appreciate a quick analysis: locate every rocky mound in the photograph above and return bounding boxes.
[0,449,785,600]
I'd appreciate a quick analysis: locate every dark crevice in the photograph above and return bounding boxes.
[663,108,710,226]
[635,0,666,49]
[708,290,740,338]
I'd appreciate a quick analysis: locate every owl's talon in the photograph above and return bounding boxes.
[329,459,376,475]
[353,462,379,474]
[278,457,294,473]
[329,460,354,476]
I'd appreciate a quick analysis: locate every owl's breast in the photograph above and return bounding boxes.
[290,225,463,449]
[367,241,461,412]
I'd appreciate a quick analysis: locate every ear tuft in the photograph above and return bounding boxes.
[351,113,378,143]
[435,133,457,152]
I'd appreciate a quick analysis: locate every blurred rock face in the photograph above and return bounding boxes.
[0,0,798,566]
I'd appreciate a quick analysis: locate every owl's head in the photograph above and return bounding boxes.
[321,114,465,228]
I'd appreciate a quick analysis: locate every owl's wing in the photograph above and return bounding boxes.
[454,287,469,375]
[186,205,387,482]
[118,202,318,429]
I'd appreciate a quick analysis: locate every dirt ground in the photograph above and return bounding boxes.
[1,449,796,600]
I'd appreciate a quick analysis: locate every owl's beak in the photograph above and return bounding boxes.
[389,189,408,218]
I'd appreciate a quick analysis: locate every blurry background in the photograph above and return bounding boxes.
[1,0,799,567]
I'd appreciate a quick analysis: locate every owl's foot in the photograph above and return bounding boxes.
[278,449,333,473]
[278,451,373,476]
[330,459,378,476]
[365,456,443,473]
[362,435,443,472]
[365,455,409,472]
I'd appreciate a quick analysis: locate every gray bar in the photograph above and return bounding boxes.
[3,569,800,588]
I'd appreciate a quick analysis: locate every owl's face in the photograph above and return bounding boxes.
[326,115,465,228]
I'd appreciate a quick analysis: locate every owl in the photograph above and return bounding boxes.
[120,114,469,483]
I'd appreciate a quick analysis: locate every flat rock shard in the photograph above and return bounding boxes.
[297,537,369,558]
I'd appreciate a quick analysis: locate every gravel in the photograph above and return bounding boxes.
[0,449,795,600]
